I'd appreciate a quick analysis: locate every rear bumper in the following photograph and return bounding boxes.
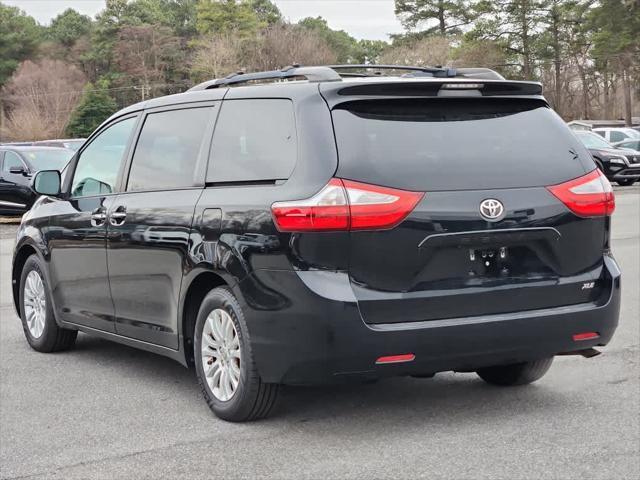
[234,255,621,385]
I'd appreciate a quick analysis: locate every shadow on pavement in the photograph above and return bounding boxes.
[65,332,565,429]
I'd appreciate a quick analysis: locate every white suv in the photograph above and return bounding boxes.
[593,127,640,144]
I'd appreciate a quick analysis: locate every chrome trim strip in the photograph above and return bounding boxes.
[417,226,562,249]
[0,200,26,208]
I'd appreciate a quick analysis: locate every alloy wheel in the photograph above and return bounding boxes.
[24,270,46,338]
[201,308,241,401]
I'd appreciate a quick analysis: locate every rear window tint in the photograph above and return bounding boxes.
[207,99,296,182]
[332,98,591,191]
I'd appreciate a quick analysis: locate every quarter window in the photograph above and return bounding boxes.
[71,117,137,197]
[207,99,297,182]
[127,107,213,192]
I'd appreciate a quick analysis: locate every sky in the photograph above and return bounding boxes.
[4,0,404,40]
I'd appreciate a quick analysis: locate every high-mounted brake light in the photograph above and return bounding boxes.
[547,169,615,217]
[440,83,484,89]
[271,179,424,232]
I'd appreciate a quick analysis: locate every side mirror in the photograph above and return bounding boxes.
[32,170,61,196]
[9,165,28,176]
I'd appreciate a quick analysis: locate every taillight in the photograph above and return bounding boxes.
[342,180,424,230]
[547,169,615,217]
[271,179,349,232]
[271,178,424,232]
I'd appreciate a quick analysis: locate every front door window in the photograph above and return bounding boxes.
[71,117,137,197]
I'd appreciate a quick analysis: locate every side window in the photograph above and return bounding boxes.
[594,131,605,138]
[3,152,25,172]
[207,99,297,182]
[71,117,137,197]
[127,107,212,192]
[610,131,625,142]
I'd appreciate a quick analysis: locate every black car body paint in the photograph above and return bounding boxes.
[12,75,621,389]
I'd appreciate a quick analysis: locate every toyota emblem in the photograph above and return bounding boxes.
[479,199,505,221]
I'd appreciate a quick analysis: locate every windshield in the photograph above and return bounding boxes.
[576,132,613,149]
[22,149,74,171]
[64,140,85,151]
[619,140,640,150]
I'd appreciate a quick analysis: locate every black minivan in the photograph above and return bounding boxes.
[12,66,621,422]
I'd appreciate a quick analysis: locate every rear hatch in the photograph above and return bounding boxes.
[327,92,612,324]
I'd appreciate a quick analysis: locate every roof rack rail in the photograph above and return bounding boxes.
[188,65,341,91]
[326,64,457,78]
[187,64,506,91]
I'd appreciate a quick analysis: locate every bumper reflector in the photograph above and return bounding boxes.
[375,354,415,365]
[573,332,600,341]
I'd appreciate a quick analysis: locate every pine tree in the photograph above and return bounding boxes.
[66,82,118,138]
[394,0,479,36]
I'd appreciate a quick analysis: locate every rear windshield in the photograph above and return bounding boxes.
[332,98,591,191]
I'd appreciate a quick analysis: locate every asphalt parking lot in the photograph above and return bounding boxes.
[0,187,638,480]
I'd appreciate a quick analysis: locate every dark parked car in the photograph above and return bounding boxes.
[574,131,640,186]
[0,146,74,214]
[33,138,86,151]
[12,65,620,422]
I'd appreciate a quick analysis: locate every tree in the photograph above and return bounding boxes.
[191,34,243,81]
[469,0,549,79]
[394,0,479,36]
[166,0,199,38]
[114,25,184,99]
[589,0,639,125]
[297,17,360,63]
[242,24,337,71]
[381,36,452,66]
[355,40,390,64]
[248,0,282,25]
[0,4,41,86]
[1,60,86,141]
[49,8,93,47]
[83,0,130,80]
[66,82,118,137]
[535,1,592,117]
[452,38,509,72]
[196,0,263,36]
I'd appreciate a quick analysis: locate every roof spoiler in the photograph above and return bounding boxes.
[333,80,543,98]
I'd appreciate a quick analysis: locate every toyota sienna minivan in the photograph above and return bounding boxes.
[12,65,621,422]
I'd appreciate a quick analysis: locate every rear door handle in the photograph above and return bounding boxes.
[91,208,107,227]
[109,206,127,226]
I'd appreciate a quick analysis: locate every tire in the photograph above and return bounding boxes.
[194,286,278,422]
[476,357,553,386]
[19,255,77,352]
[616,179,636,186]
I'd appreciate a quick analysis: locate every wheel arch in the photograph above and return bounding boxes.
[181,270,229,366]
[12,243,40,314]
[591,155,605,171]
